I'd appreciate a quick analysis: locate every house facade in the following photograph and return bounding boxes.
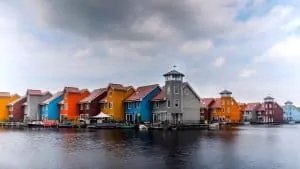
[60,87,90,121]
[0,92,20,121]
[242,103,261,122]
[124,84,161,123]
[24,90,52,122]
[256,96,283,123]
[40,91,64,121]
[100,83,135,121]
[7,96,27,122]
[79,88,107,118]
[200,98,215,122]
[283,101,300,122]
[210,90,241,123]
[152,69,201,124]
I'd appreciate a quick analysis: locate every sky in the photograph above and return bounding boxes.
[0,0,300,105]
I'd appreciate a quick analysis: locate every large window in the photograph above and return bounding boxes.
[155,102,160,108]
[128,103,132,109]
[174,85,179,94]
[167,86,171,94]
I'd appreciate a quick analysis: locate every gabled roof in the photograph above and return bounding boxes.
[41,91,63,105]
[285,100,293,105]
[257,103,265,111]
[163,70,185,77]
[27,89,43,96]
[64,87,80,93]
[183,82,201,101]
[125,84,159,102]
[220,89,232,95]
[211,98,221,108]
[80,88,107,103]
[200,98,215,108]
[0,92,11,97]
[107,83,134,91]
[8,96,27,106]
[152,86,166,101]
[244,103,261,111]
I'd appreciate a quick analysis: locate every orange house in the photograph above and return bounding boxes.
[210,90,241,123]
[0,92,20,121]
[100,83,135,121]
[60,87,90,121]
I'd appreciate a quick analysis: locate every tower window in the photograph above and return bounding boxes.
[175,100,179,107]
[167,86,171,94]
[167,100,171,108]
[174,85,179,94]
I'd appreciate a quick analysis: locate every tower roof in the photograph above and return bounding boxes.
[285,100,293,105]
[220,89,232,95]
[163,70,185,77]
[264,96,274,100]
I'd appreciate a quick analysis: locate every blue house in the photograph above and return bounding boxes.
[40,91,64,121]
[124,84,161,123]
[283,101,300,122]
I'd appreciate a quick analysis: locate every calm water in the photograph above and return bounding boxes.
[0,125,300,169]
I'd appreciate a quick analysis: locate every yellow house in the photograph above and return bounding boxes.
[0,92,20,121]
[100,83,135,121]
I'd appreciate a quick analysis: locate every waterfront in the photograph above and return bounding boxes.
[0,125,300,169]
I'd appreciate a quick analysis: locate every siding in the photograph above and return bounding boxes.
[182,86,201,123]
[26,93,52,121]
[284,104,300,122]
[10,97,27,122]
[0,95,20,121]
[43,94,63,120]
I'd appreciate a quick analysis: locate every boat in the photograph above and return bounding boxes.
[119,124,136,129]
[27,121,44,128]
[288,120,296,124]
[139,124,148,131]
[59,122,75,128]
[243,121,250,125]
[209,122,219,130]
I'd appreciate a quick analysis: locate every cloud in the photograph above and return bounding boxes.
[239,69,256,78]
[180,40,213,54]
[283,18,300,32]
[213,57,225,67]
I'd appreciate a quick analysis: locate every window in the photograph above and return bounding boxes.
[222,100,225,105]
[155,102,160,108]
[270,104,272,108]
[175,100,179,107]
[128,103,132,109]
[136,102,140,108]
[109,102,113,109]
[8,106,13,112]
[167,86,171,94]
[85,104,90,110]
[174,85,179,94]
[80,104,84,110]
[227,107,230,113]
[167,100,171,108]
[64,104,68,110]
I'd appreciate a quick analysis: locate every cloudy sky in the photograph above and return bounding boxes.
[1,0,300,104]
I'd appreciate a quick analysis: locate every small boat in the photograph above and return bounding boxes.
[209,123,220,130]
[243,121,250,125]
[139,124,148,131]
[288,121,296,124]
[59,122,74,128]
[27,121,44,128]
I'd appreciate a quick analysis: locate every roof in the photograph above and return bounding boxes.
[0,92,11,97]
[211,98,221,108]
[41,91,63,105]
[108,83,134,91]
[64,87,80,93]
[8,96,26,106]
[27,89,42,96]
[257,103,265,111]
[200,98,215,108]
[285,101,293,105]
[152,86,166,101]
[80,88,107,103]
[163,70,185,77]
[244,103,261,111]
[264,96,274,100]
[220,89,232,95]
[125,84,159,102]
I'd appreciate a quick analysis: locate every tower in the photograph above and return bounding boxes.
[163,66,185,123]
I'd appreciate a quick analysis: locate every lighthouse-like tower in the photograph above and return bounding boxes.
[163,66,185,123]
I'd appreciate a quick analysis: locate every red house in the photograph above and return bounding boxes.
[200,98,215,122]
[79,88,107,118]
[257,96,283,124]
[7,96,27,122]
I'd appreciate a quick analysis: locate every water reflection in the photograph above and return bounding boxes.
[0,126,300,169]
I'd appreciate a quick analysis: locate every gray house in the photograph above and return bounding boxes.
[152,69,201,124]
[24,89,52,122]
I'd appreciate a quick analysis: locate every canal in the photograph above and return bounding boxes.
[0,125,299,169]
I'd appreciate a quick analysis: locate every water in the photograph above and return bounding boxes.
[0,125,300,169]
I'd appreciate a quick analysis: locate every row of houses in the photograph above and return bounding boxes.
[1,69,201,124]
[1,68,300,124]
